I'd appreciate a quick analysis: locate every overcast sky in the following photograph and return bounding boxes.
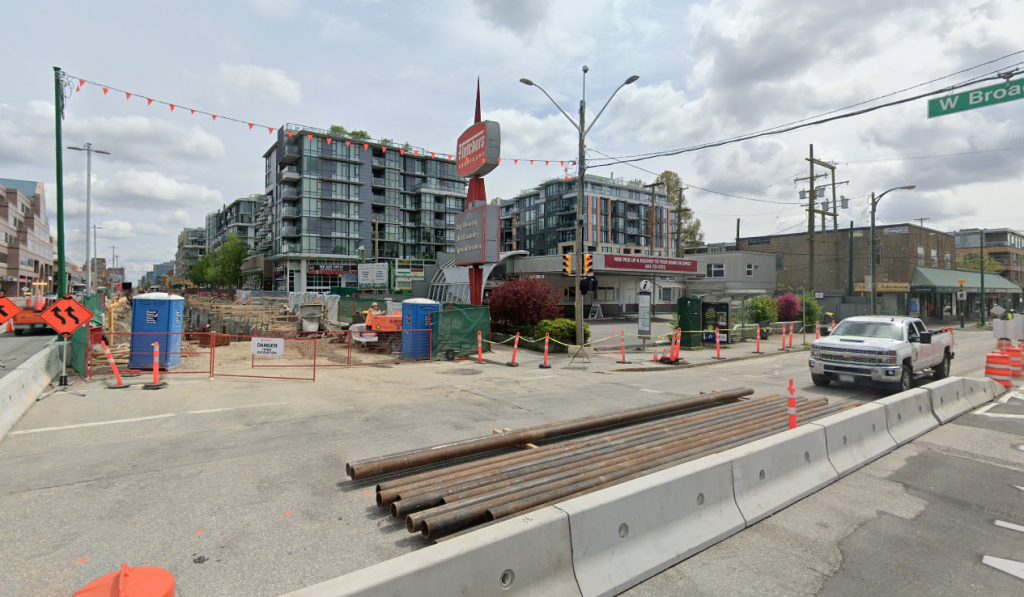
[2,0,1023,281]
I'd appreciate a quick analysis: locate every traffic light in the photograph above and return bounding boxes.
[583,253,594,275]
[562,254,572,276]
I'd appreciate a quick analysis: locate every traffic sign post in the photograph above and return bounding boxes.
[958,279,966,329]
[38,295,95,400]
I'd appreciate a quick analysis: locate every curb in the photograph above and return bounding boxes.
[612,346,810,373]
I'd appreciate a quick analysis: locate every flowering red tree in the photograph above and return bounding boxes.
[777,292,801,321]
[487,278,563,332]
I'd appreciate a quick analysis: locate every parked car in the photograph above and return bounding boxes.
[808,316,954,392]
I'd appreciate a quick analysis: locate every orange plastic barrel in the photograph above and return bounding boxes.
[74,563,174,597]
[985,352,1013,389]
[1005,347,1024,381]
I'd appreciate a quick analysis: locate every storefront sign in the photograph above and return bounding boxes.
[605,255,698,273]
[308,266,354,276]
[746,237,772,246]
[456,121,501,177]
[358,263,389,288]
[251,337,285,356]
[854,282,911,292]
[884,226,909,235]
[454,205,499,265]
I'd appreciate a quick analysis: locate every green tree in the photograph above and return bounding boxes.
[216,233,249,289]
[329,125,348,134]
[655,169,704,254]
[189,253,216,287]
[379,137,394,146]
[799,294,823,326]
[349,129,370,139]
[745,295,779,324]
[956,253,1005,272]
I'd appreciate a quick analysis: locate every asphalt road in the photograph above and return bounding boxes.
[0,331,55,378]
[0,326,1003,596]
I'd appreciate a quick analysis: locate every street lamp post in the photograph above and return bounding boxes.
[869,185,916,315]
[520,68,639,345]
[67,143,110,294]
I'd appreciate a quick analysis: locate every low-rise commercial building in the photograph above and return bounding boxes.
[953,228,1024,287]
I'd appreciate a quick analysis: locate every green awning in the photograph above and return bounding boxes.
[911,267,1022,293]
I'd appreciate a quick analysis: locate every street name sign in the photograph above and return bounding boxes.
[40,296,93,337]
[928,79,1024,118]
[0,295,20,325]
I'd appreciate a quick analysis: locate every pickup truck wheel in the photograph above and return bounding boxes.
[897,364,913,392]
[811,373,831,387]
[933,351,951,380]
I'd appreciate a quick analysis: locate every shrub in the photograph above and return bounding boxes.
[777,292,801,321]
[800,295,823,325]
[534,318,590,345]
[745,295,779,324]
[487,278,562,333]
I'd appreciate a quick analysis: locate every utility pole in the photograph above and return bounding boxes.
[915,217,930,228]
[644,181,663,317]
[868,186,917,315]
[807,145,815,300]
[980,229,986,326]
[67,143,110,294]
[670,186,689,257]
[53,67,68,297]
[92,225,102,289]
[575,68,587,345]
[735,218,741,247]
[848,221,854,297]
[110,246,117,280]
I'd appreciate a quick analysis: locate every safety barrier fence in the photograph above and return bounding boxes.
[86,329,433,382]
[282,377,1005,597]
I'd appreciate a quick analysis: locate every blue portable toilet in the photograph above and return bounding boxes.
[401,298,439,360]
[129,292,185,369]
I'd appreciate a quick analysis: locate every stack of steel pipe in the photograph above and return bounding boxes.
[348,389,850,541]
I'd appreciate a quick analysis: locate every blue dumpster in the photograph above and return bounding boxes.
[129,293,185,370]
[401,299,439,360]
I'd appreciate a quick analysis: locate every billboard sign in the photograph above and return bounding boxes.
[605,255,698,273]
[358,263,389,288]
[454,205,500,265]
[456,121,501,177]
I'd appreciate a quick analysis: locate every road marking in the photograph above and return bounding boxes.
[1014,485,1024,492]
[974,404,996,415]
[995,520,1024,534]
[522,376,558,381]
[972,403,1024,419]
[186,402,288,414]
[982,555,1024,581]
[641,389,662,393]
[9,413,176,435]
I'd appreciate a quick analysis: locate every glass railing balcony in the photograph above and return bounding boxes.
[281,145,301,164]
[372,157,386,167]
[281,207,301,218]
[280,187,300,200]
[280,226,300,237]
[372,177,386,187]
[281,243,301,253]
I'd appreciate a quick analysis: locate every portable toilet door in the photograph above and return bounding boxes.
[401,299,439,360]
[128,292,185,369]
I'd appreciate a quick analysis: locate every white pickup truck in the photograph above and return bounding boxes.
[808,316,954,392]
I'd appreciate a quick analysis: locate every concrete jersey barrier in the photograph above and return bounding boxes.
[876,388,939,446]
[0,340,62,442]
[808,403,896,477]
[554,453,744,597]
[961,376,1003,407]
[920,377,972,424]
[279,507,581,597]
[724,425,838,526]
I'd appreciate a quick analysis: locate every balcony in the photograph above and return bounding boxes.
[281,243,301,254]
[415,180,467,196]
[372,157,387,168]
[281,144,301,164]
[372,177,386,187]
[280,186,300,200]
[280,166,301,182]
[281,207,301,219]
[280,226,300,237]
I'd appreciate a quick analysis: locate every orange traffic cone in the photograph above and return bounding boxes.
[74,563,174,597]
[5,320,12,333]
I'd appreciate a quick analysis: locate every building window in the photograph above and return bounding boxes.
[596,286,616,301]
[931,248,938,268]
[707,263,725,278]
[659,287,672,302]
[745,263,755,277]
[944,252,951,269]
[917,246,925,266]
[775,253,784,270]
[874,245,882,266]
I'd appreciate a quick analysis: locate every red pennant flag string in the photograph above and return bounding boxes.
[190,109,195,115]
[414,150,418,156]
[79,79,85,87]
[345,140,350,147]
[147,98,153,106]
[498,158,502,163]
[308,134,313,141]
[170,104,175,111]
[125,92,131,100]
[268,128,274,134]
[363,144,369,150]
[514,159,519,165]
[431,153,435,158]
[400,149,404,156]
[102,87,108,95]
[447,155,452,160]
[327,138,332,144]
[212,114,216,120]
[288,131,294,138]
[382,147,386,153]
[248,123,254,130]
[560,161,565,166]
[530,160,534,165]
[75,87,81,92]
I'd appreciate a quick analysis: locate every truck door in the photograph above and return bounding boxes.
[908,321,932,368]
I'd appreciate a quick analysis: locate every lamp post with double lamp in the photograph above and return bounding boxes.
[520,68,639,345]
[66,143,110,294]
[869,185,916,315]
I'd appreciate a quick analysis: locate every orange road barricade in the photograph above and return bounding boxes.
[477,330,484,364]
[753,324,764,354]
[815,322,820,340]
[539,332,552,369]
[712,327,725,360]
[101,340,131,389]
[788,323,795,349]
[143,342,168,390]
[985,352,1013,389]
[617,329,629,364]
[779,323,788,351]
[1005,346,1023,386]
[507,332,520,367]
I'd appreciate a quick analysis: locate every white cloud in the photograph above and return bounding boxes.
[207,63,302,105]
[95,170,223,206]
[100,220,136,239]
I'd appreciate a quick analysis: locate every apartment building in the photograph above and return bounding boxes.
[498,174,672,257]
[206,195,260,253]
[953,228,1024,286]
[174,227,206,278]
[259,124,467,292]
[0,178,56,296]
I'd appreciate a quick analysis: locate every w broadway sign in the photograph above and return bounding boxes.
[928,79,1024,118]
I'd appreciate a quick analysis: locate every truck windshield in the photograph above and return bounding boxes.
[831,321,903,340]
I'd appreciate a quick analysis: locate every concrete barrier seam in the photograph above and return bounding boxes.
[877,388,940,446]
[807,403,896,477]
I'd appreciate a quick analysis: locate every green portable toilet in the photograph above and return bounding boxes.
[677,296,702,348]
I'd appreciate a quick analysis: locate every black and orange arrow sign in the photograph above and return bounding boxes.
[40,295,93,337]
[0,294,20,326]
